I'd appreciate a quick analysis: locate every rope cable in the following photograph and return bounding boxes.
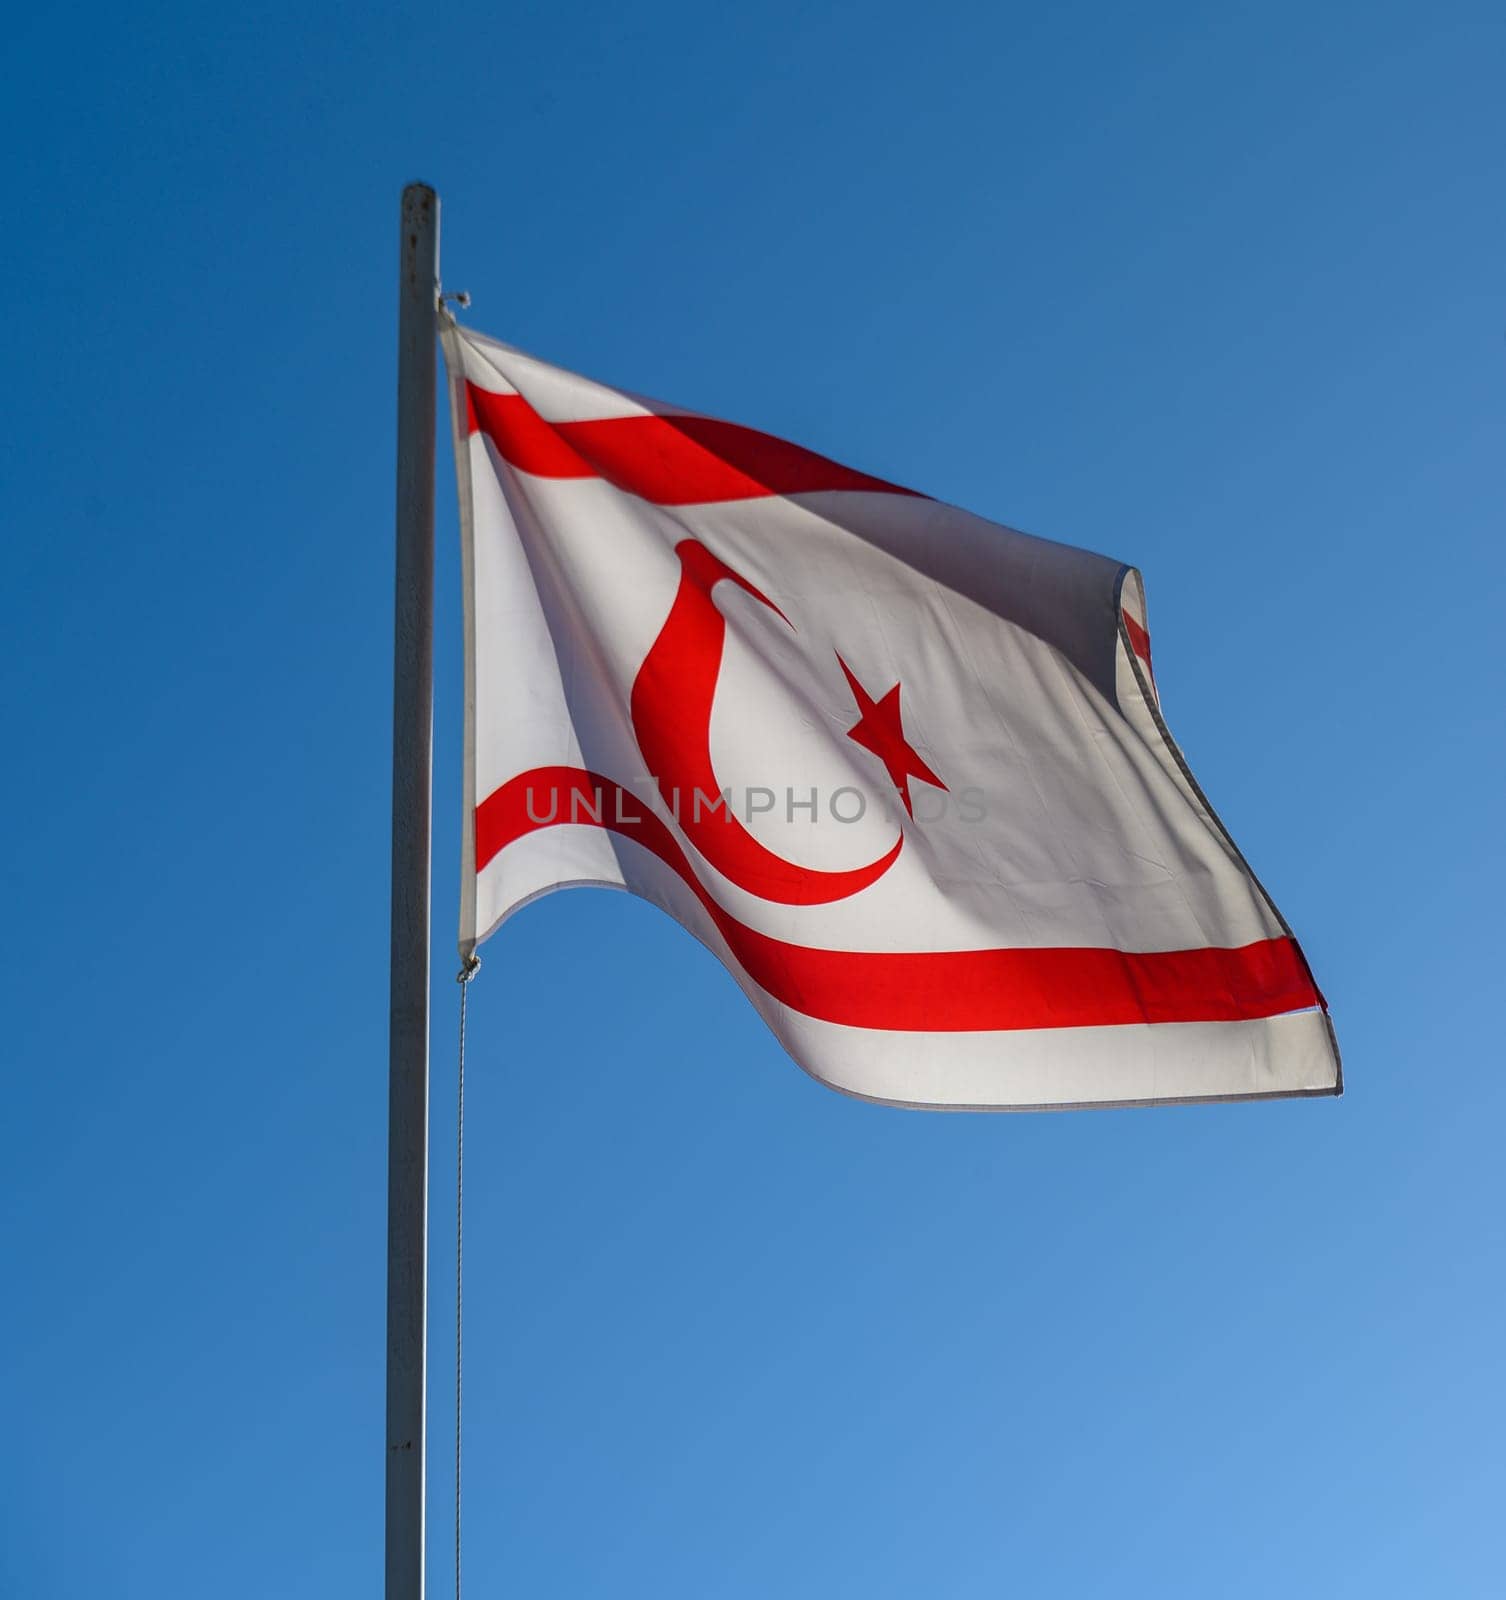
[454,955,479,1600]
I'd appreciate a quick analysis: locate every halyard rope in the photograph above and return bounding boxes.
[455,954,480,1600]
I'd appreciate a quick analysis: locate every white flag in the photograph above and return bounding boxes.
[442,320,1339,1110]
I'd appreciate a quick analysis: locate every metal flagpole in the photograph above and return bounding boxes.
[386,181,439,1600]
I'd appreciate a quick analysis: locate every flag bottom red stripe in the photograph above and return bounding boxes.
[476,767,1322,1032]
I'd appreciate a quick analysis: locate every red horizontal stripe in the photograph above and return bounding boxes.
[467,383,918,506]
[476,766,1322,1032]
[1123,610,1153,674]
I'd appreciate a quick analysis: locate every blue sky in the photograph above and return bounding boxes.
[3,1,1503,1594]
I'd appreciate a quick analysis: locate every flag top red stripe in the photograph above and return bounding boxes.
[1123,609,1154,676]
[466,382,920,507]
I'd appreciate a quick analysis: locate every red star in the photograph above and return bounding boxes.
[836,654,947,819]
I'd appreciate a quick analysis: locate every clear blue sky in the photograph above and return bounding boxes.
[3,2,1503,1595]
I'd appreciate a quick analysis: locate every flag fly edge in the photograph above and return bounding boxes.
[1110,562,1342,1096]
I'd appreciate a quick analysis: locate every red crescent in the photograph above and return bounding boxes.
[629,540,903,906]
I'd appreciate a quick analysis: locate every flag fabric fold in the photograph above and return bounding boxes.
[441,317,1339,1110]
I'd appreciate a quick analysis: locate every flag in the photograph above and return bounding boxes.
[440,319,1339,1110]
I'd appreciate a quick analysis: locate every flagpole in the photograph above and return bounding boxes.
[387,181,439,1600]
